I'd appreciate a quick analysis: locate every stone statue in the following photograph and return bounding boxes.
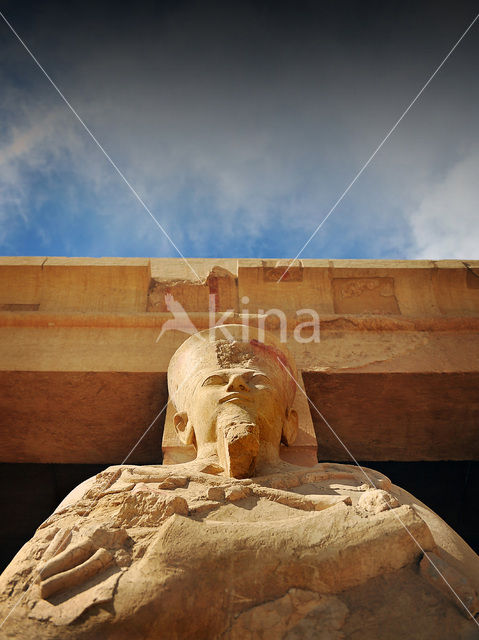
[0,325,478,639]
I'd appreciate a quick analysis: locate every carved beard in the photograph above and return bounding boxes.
[215,404,260,479]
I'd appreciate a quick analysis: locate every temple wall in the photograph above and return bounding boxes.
[1,257,478,464]
[1,256,478,568]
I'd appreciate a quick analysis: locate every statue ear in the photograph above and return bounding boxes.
[173,411,196,447]
[281,408,298,446]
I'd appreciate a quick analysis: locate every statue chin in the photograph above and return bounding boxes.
[214,403,260,478]
[217,421,259,478]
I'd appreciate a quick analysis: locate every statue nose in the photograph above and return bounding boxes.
[227,374,249,392]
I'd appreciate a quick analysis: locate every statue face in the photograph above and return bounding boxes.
[184,365,290,477]
[191,366,285,440]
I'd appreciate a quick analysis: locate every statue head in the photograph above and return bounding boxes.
[168,325,299,477]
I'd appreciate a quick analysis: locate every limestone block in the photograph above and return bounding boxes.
[0,256,44,308]
[148,258,238,312]
[332,276,400,314]
[40,257,150,313]
[238,258,335,317]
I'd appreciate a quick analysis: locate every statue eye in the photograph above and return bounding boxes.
[202,375,226,386]
[250,374,269,385]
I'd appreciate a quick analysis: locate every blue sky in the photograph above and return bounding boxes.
[0,1,478,260]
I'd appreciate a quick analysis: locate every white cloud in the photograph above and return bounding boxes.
[407,152,479,259]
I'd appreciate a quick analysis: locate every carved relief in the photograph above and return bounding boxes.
[332,277,400,314]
